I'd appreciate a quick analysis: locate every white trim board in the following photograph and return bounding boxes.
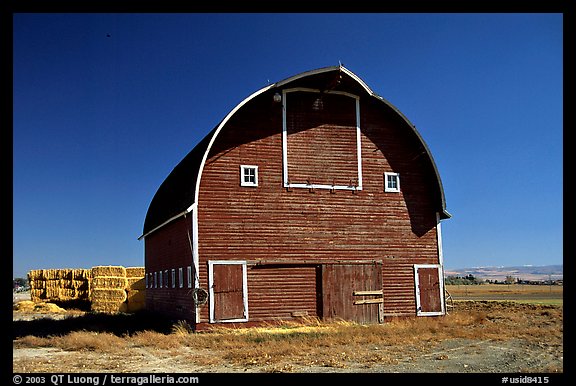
[208,260,249,323]
[281,88,363,191]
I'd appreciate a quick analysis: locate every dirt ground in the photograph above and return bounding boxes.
[12,292,563,374]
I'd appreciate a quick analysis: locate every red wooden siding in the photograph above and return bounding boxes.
[286,91,359,186]
[248,265,319,321]
[144,216,195,319]
[195,92,441,323]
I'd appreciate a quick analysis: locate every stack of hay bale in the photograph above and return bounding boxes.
[125,267,146,312]
[26,265,146,314]
[28,268,91,303]
[90,265,128,313]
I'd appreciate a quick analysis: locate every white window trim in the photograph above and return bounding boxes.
[208,260,249,323]
[240,165,259,187]
[164,270,168,288]
[384,172,401,192]
[282,88,363,191]
[179,267,183,288]
[187,266,192,289]
[171,269,176,288]
[154,272,157,289]
[159,271,163,288]
[413,264,445,316]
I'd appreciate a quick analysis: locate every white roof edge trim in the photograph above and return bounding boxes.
[137,205,193,240]
[372,92,449,217]
[193,85,274,205]
[141,65,449,241]
[194,65,448,218]
[274,65,376,97]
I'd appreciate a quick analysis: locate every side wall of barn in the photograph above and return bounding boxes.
[144,215,196,321]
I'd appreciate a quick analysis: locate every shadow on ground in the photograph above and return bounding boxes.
[13,311,176,339]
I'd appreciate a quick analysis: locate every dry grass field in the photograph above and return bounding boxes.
[446,284,563,305]
[13,285,563,374]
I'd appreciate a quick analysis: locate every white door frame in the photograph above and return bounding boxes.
[414,264,445,316]
[208,260,249,323]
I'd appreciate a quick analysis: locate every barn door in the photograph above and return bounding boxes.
[414,264,445,316]
[208,261,248,323]
[321,263,383,324]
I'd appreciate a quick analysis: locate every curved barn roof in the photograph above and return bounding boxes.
[141,65,450,239]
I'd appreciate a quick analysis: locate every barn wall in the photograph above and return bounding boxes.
[144,215,196,320]
[196,91,441,322]
[248,265,320,321]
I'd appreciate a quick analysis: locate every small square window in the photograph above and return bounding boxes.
[172,269,176,288]
[240,165,258,187]
[385,172,400,192]
[187,266,192,288]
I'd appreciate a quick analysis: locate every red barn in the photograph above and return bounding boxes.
[140,66,450,328]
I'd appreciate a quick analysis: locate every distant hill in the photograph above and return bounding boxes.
[444,264,563,282]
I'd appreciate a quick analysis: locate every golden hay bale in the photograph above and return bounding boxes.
[90,288,127,302]
[41,269,56,280]
[125,267,145,278]
[29,280,46,289]
[126,277,145,290]
[45,286,61,299]
[44,279,61,289]
[91,266,127,278]
[30,288,45,301]
[28,270,44,281]
[13,300,37,312]
[91,301,128,313]
[91,276,127,289]
[71,279,90,291]
[71,269,91,280]
[38,303,66,313]
[13,301,66,313]
[126,289,146,303]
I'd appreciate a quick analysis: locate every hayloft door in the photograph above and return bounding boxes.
[208,261,248,323]
[414,264,445,316]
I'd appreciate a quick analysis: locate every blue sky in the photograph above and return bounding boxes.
[12,13,563,279]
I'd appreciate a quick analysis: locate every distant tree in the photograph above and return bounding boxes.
[13,277,28,289]
[445,274,483,285]
[504,275,517,285]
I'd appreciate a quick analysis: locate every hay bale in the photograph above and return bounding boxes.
[71,269,91,280]
[28,270,44,281]
[13,300,37,312]
[126,289,145,303]
[37,302,66,313]
[126,277,145,290]
[30,288,45,301]
[125,267,145,278]
[13,301,66,313]
[90,288,127,302]
[91,276,127,289]
[91,301,128,313]
[91,266,127,278]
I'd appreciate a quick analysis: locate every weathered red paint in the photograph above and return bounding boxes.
[143,67,449,327]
